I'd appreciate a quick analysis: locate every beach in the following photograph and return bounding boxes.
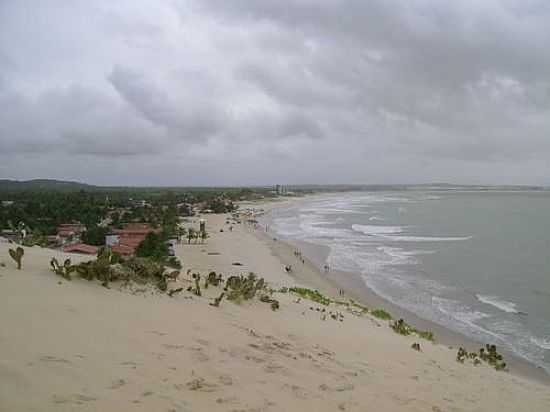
[1,207,549,411]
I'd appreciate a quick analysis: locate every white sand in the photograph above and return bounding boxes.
[1,213,549,411]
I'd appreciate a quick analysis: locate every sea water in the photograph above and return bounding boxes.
[268,191,550,374]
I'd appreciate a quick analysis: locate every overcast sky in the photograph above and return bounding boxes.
[1,1,550,186]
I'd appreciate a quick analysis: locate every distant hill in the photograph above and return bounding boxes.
[0,179,97,192]
[0,179,547,193]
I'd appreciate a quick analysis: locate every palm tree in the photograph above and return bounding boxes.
[187,228,195,244]
[199,230,208,244]
[177,226,187,244]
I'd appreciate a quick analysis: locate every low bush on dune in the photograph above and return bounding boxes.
[47,249,279,311]
[225,272,265,302]
[456,344,507,371]
[391,318,434,342]
[50,247,176,291]
[50,257,75,280]
[289,287,332,305]
[371,308,392,320]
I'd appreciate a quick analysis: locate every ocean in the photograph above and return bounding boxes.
[268,191,550,374]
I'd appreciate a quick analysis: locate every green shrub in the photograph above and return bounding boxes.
[136,232,169,261]
[50,257,75,280]
[371,309,392,320]
[165,256,182,269]
[289,287,332,305]
[225,273,265,302]
[390,318,434,341]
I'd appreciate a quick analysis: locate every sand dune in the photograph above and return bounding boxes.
[1,213,549,411]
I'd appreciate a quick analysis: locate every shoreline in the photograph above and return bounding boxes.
[251,197,550,385]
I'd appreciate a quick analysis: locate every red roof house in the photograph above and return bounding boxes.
[108,223,160,255]
[63,243,98,255]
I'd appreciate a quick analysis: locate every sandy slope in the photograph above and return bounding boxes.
[1,214,549,412]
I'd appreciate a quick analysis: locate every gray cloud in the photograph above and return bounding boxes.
[0,0,549,185]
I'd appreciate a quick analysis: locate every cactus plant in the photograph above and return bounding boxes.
[191,273,202,296]
[50,257,75,280]
[168,287,183,297]
[259,294,279,310]
[8,247,24,270]
[157,277,168,292]
[205,271,222,287]
[456,345,506,370]
[225,272,266,302]
[210,292,225,307]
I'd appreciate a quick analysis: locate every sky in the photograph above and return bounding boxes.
[1,0,550,186]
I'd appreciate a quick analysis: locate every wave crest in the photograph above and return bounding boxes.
[476,294,519,314]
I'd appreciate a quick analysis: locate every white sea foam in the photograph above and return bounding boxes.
[530,336,550,350]
[352,224,404,235]
[476,295,520,314]
[380,235,473,242]
[369,216,385,221]
[377,246,418,265]
[431,297,503,341]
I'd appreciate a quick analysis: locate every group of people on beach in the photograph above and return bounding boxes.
[294,250,306,264]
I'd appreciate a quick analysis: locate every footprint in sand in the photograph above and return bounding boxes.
[40,355,71,364]
[163,344,186,350]
[186,377,219,392]
[319,383,354,392]
[52,393,97,405]
[218,374,233,386]
[216,396,238,405]
[189,346,209,362]
[148,330,168,336]
[263,363,286,374]
[283,383,309,400]
[195,338,209,346]
[120,361,139,369]
[109,379,126,389]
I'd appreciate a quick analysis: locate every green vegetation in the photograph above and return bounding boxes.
[199,230,209,244]
[187,228,196,244]
[82,225,109,246]
[371,308,393,320]
[204,198,237,213]
[210,292,225,307]
[50,257,75,280]
[135,232,169,260]
[390,318,434,341]
[456,345,507,371]
[8,247,24,270]
[0,183,281,243]
[189,273,202,296]
[204,271,223,288]
[21,231,48,247]
[0,192,106,235]
[166,256,182,269]
[225,272,266,302]
[289,287,332,305]
[260,294,280,311]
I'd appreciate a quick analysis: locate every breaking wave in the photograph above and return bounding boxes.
[476,295,520,314]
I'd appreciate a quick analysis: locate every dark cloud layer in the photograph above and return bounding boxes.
[1,0,550,185]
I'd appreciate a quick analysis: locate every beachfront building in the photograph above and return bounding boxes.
[56,223,86,244]
[105,223,160,256]
[62,243,98,255]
